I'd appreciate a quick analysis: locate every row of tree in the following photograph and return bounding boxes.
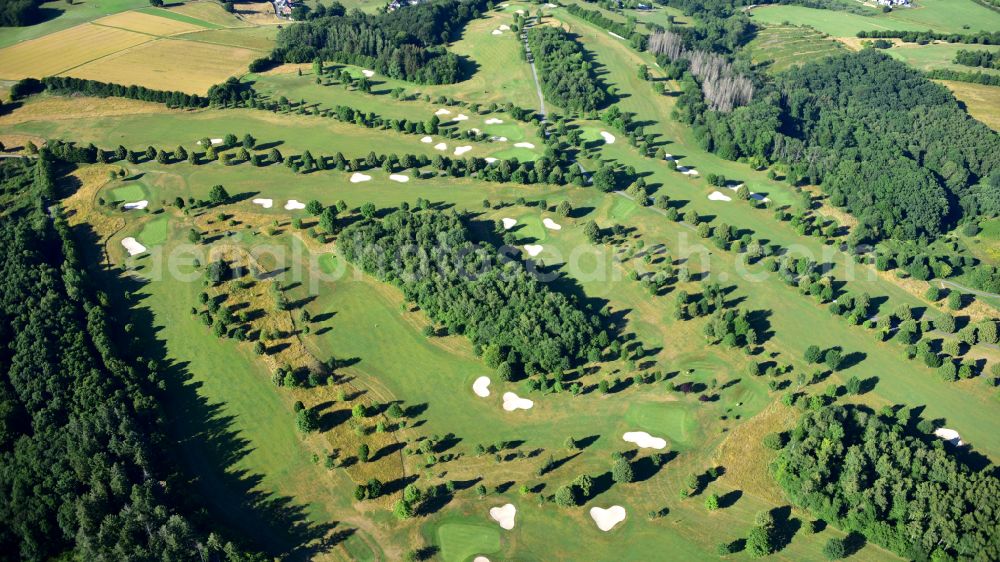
[338,208,609,373]
[953,48,999,69]
[857,29,1000,45]
[11,76,253,108]
[564,3,648,50]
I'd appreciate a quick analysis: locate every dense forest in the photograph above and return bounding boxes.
[338,208,609,374]
[273,0,488,84]
[773,405,999,560]
[676,50,1000,242]
[0,157,259,561]
[0,0,39,26]
[526,26,608,112]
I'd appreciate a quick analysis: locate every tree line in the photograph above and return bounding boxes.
[675,49,1000,242]
[338,208,609,374]
[772,405,999,560]
[0,156,263,561]
[954,48,999,69]
[272,0,489,84]
[925,67,1000,86]
[0,0,39,26]
[857,29,1000,45]
[526,26,609,112]
[11,76,253,109]
[564,3,648,51]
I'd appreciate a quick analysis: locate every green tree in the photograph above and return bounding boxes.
[358,443,370,462]
[705,492,719,511]
[822,537,846,560]
[612,458,634,484]
[209,184,229,205]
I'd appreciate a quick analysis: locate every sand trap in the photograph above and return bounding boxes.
[623,431,667,450]
[608,31,625,40]
[434,108,452,116]
[361,69,374,77]
[600,131,616,144]
[198,138,223,146]
[421,136,433,143]
[502,392,533,411]
[350,172,372,183]
[454,114,469,121]
[252,198,273,209]
[485,117,504,124]
[285,200,306,210]
[474,558,490,562]
[454,145,472,156]
[123,200,148,210]
[515,8,525,14]
[523,244,543,257]
[590,506,626,531]
[121,237,146,256]
[389,174,410,183]
[726,183,770,202]
[514,142,535,149]
[502,217,517,229]
[470,128,481,134]
[684,169,699,176]
[490,136,508,142]
[934,427,964,446]
[542,217,562,230]
[492,29,503,35]
[489,504,517,530]
[545,3,556,7]
[498,24,511,31]
[485,157,499,164]
[708,191,732,202]
[434,143,448,151]
[663,153,674,161]
[473,376,491,398]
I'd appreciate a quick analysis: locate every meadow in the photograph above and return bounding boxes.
[747,25,845,73]
[942,80,1000,131]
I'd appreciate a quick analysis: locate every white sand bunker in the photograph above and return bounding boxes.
[474,558,490,562]
[600,131,616,144]
[489,504,517,530]
[123,200,148,210]
[470,128,481,134]
[608,31,625,40]
[434,108,452,116]
[485,117,504,124]
[285,200,306,210]
[121,237,146,256]
[514,142,535,149]
[490,136,508,142]
[935,427,964,446]
[472,376,491,398]
[515,8,525,14]
[502,392,533,411]
[434,142,448,151]
[727,183,770,202]
[198,138,223,146]
[502,217,517,230]
[361,69,374,77]
[389,174,410,183]
[708,191,732,202]
[492,29,502,35]
[350,172,372,183]
[421,136,433,143]
[454,146,472,156]
[454,114,469,122]
[663,153,674,161]
[524,244,543,257]
[542,217,562,230]
[252,198,273,209]
[590,506,626,531]
[623,431,667,450]
[485,157,499,164]
[498,24,511,31]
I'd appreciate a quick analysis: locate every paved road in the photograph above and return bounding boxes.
[939,279,1000,300]
[521,22,546,118]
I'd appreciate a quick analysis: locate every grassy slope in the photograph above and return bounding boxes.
[748,25,846,73]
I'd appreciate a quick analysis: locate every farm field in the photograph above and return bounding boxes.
[885,42,1000,76]
[2,1,998,561]
[0,0,148,48]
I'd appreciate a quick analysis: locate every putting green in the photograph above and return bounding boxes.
[317,253,338,274]
[625,401,696,447]
[435,521,501,562]
[138,216,169,246]
[110,183,147,202]
[493,147,538,162]
[483,122,525,142]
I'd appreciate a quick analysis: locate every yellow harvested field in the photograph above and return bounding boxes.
[168,1,251,27]
[63,38,257,94]
[0,24,151,80]
[938,80,1000,132]
[0,96,168,127]
[93,11,204,36]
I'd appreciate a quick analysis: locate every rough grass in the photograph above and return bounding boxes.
[887,43,1000,76]
[939,80,1000,132]
[0,23,152,80]
[177,26,278,50]
[748,25,845,73]
[166,1,252,27]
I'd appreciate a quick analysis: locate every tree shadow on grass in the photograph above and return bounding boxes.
[69,221,344,560]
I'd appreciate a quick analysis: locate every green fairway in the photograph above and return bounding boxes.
[435,521,502,562]
[624,402,696,448]
[136,6,222,29]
